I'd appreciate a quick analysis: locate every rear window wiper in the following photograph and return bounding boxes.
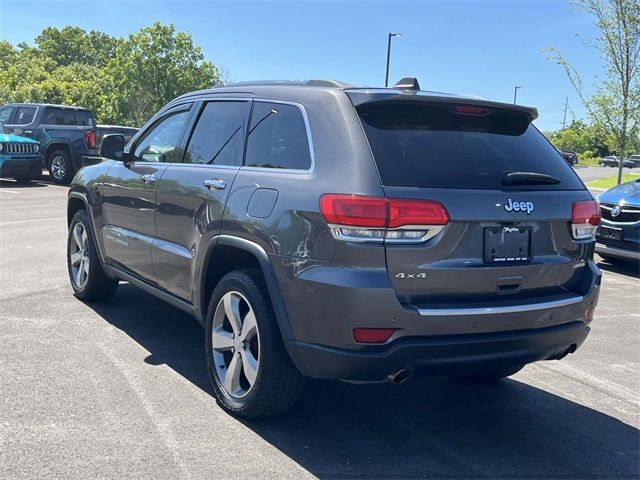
[502,171,561,186]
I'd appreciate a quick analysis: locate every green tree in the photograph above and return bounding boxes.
[101,22,220,126]
[35,26,120,67]
[545,0,640,183]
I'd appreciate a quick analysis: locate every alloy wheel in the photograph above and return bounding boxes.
[69,222,90,289]
[211,291,260,399]
[50,155,66,180]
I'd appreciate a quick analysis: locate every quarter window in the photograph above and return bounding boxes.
[133,109,191,163]
[245,102,312,170]
[184,101,247,165]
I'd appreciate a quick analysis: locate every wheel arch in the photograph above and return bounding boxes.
[45,142,71,167]
[199,236,295,343]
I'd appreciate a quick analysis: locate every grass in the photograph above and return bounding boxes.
[587,172,640,189]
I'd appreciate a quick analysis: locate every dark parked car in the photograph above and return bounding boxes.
[66,78,602,417]
[0,103,137,184]
[559,149,578,166]
[0,132,43,183]
[596,179,640,262]
[628,154,640,168]
[599,155,635,168]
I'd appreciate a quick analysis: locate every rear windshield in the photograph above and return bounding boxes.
[42,107,94,126]
[356,102,583,190]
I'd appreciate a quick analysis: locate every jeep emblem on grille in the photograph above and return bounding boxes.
[504,198,534,214]
[611,205,621,217]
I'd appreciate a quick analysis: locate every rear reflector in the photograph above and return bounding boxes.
[571,200,601,240]
[353,328,395,344]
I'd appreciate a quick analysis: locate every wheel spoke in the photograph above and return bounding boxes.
[70,251,82,266]
[73,224,83,250]
[240,310,257,342]
[212,327,234,351]
[223,293,242,336]
[240,349,258,386]
[83,259,90,276]
[81,229,88,251]
[223,353,243,395]
[76,261,84,286]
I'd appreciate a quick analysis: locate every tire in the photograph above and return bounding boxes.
[205,269,304,418]
[67,210,118,301]
[463,364,525,382]
[48,149,74,184]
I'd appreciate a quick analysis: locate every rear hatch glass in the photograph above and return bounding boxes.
[355,101,583,191]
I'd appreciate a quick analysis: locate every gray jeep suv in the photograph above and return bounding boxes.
[66,79,602,417]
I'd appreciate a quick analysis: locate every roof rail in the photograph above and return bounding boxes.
[212,79,354,89]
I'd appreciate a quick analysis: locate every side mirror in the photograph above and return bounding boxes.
[99,134,126,161]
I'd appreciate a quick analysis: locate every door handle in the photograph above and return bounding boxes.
[140,174,157,184]
[204,178,226,190]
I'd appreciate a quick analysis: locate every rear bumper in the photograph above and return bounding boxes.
[276,257,601,380]
[289,321,590,380]
[0,158,44,178]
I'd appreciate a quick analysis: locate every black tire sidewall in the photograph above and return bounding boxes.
[205,270,293,417]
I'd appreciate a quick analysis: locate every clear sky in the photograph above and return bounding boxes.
[0,0,603,131]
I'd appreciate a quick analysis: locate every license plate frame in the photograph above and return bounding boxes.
[484,226,532,263]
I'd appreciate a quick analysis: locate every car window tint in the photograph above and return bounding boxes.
[42,107,94,126]
[14,107,37,125]
[245,102,311,170]
[133,110,190,163]
[184,101,247,165]
[356,102,583,190]
[0,107,12,123]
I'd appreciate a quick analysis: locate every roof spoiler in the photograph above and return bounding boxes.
[346,90,539,122]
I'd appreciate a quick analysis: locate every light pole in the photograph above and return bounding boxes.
[513,86,523,104]
[385,33,402,87]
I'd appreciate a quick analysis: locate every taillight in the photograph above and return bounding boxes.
[571,200,601,240]
[85,130,96,149]
[320,194,449,243]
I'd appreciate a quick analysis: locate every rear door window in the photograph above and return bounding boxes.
[42,107,95,126]
[184,101,248,166]
[356,102,583,190]
[14,107,36,125]
[245,102,312,170]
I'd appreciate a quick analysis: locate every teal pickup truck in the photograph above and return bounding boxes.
[0,133,44,183]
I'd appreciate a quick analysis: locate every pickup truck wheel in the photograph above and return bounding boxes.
[67,210,118,301]
[49,150,74,184]
[205,269,304,418]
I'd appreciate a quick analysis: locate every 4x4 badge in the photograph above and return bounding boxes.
[504,198,534,214]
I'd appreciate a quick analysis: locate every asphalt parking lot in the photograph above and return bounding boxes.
[0,174,638,479]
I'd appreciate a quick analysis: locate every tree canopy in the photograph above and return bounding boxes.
[0,23,221,126]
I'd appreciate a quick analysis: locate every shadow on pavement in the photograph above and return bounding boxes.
[0,178,49,188]
[89,284,639,479]
[597,258,640,279]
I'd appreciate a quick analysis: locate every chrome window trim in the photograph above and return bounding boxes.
[416,295,584,317]
[241,98,315,175]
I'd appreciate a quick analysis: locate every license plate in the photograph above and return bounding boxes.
[597,226,622,241]
[484,226,532,263]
